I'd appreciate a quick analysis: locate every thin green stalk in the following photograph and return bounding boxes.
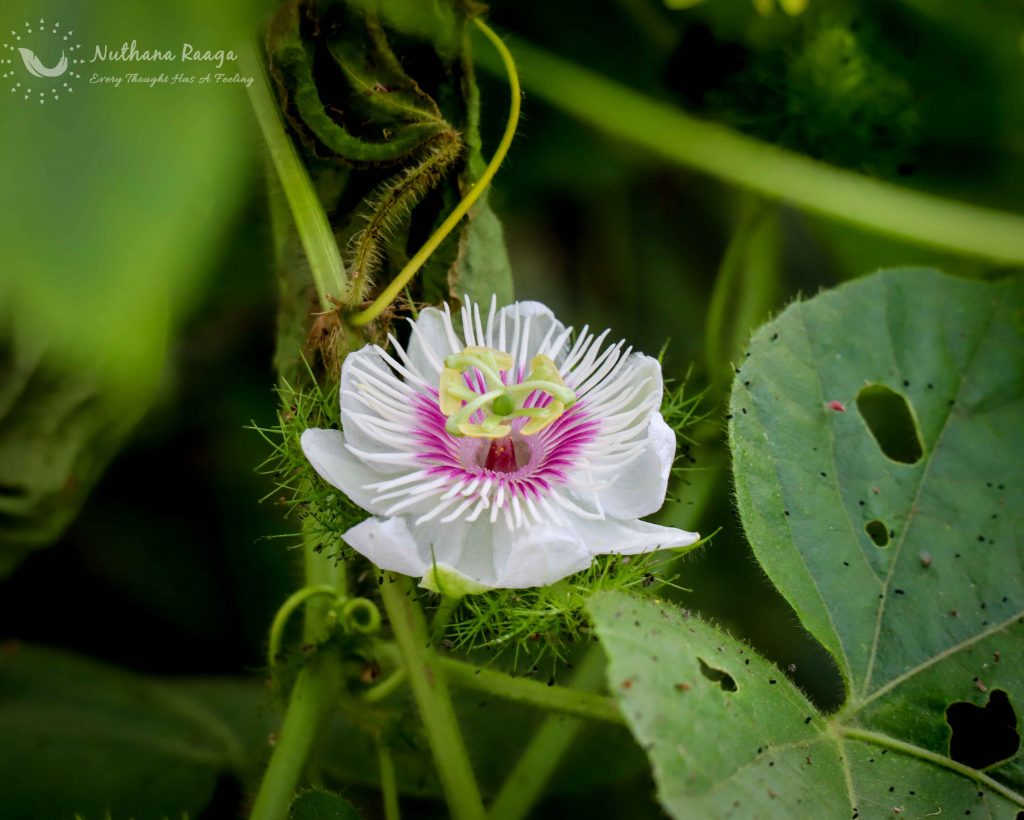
[378,740,402,820]
[379,574,485,820]
[488,647,608,820]
[249,515,348,820]
[249,653,344,820]
[349,17,520,327]
[438,657,623,725]
[476,38,1024,265]
[267,585,339,670]
[241,41,349,309]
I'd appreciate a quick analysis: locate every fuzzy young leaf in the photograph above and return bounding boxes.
[266,0,445,163]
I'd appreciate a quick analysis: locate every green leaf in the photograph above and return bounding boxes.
[730,268,1022,704]
[591,268,1024,816]
[0,333,149,577]
[590,592,1024,817]
[0,645,245,820]
[448,197,514,309]
[266,0,445,163]
[290,788,361,820]
[589,592,849,816]
[445,26,514,308]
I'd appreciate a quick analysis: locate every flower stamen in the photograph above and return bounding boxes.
[440,347,576,438]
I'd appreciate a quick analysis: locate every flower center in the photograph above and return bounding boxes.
[439,345,576,439]
[481,435,525,473]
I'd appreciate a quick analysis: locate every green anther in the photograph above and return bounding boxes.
[439,348,576,439]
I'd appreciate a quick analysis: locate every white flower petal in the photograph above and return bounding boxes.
[492,522,593,588]
[300,428,389,514]
[342,516,430,578]
[572,515,700,555]
[494,301,568,362]
[591,413,676,518]
[340,346,420,474]
[405,307,458,381]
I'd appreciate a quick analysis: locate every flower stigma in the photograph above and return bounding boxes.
[439,345,577,442]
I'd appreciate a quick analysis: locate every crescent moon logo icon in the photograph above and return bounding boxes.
[18,47,68,78]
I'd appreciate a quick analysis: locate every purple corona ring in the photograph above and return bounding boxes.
[301,297,699,593]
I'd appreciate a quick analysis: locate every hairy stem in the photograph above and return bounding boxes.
[438,656,623,725]
[347,132,462,302]
[487,646,608,820]
[379,574,485,820]
[476,37,1024,264]
[349,17,520,327]
[241,41,349,309]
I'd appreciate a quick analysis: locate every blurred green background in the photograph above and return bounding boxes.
[1,0,1022,816]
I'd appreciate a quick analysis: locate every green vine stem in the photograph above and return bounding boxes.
[476,37,1024,265]
[487,647,608,820]
[266,584,339,670]
[241,41,349,310]
[349,17,520,327]
[249,514,347,820]
[379,574,486,820]
[249,653,344,820]
[437,657,623,725]
[378,738,402,820]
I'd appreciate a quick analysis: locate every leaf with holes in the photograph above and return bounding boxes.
[726,267,1023,809]
[590,269,1024,817]
[590,591,1024,818]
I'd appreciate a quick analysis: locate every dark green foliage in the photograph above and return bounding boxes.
[0,336,149,578]
[265,0,513,348]
[290,788,361,819]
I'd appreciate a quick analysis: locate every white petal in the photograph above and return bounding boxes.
[591,413,676,518]
[491,522,593,588]
[340,346,418,473]
[495,301,568,362]
[572,516,700,555]
[405,307,459,381]
[300,428,390,515]
[342,516,430,578]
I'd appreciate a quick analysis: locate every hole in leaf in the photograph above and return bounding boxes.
[698,657,737,692]
[856,384,924,464]
[946,689,1020,769]
[864,520,889,547]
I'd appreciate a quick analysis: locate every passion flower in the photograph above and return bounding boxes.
[301,297,698,592]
